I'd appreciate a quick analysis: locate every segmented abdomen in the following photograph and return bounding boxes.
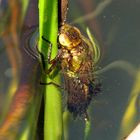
[64,73,101,118]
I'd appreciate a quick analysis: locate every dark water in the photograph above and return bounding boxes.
[67,0,140,140]
[0,0,140,140]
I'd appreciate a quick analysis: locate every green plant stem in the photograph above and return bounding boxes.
[39,0,62,140]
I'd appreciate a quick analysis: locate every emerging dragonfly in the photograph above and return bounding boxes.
[41,23,101,120]
[25,23,101,120]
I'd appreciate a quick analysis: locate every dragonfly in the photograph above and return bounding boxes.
[41,24,101,120]
[25,23,101,120]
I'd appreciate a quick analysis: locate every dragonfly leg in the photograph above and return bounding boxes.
[37,37,62,87]
[37,36,61,75]
[40,51,60,75]
[42,36,52,63]
[40,81,63,89]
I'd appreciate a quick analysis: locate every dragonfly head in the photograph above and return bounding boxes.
[59,24,82,49]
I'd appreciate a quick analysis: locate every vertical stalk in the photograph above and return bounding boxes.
[39,0,62,140]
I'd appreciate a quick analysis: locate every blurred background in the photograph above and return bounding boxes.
[0,0,140,140]
[66,0,140,140]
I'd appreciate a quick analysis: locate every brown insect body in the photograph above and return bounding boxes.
[58,24,101,118]
[23,23,100,119]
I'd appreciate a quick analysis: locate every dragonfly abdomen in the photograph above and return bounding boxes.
[66,77,100,118]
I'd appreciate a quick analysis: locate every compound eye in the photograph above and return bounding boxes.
[59,33,71,47]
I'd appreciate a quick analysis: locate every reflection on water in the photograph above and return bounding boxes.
[68,0,140,140]
[0,0,140,140]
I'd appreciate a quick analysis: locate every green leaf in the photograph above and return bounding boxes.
[39,0,62,140]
